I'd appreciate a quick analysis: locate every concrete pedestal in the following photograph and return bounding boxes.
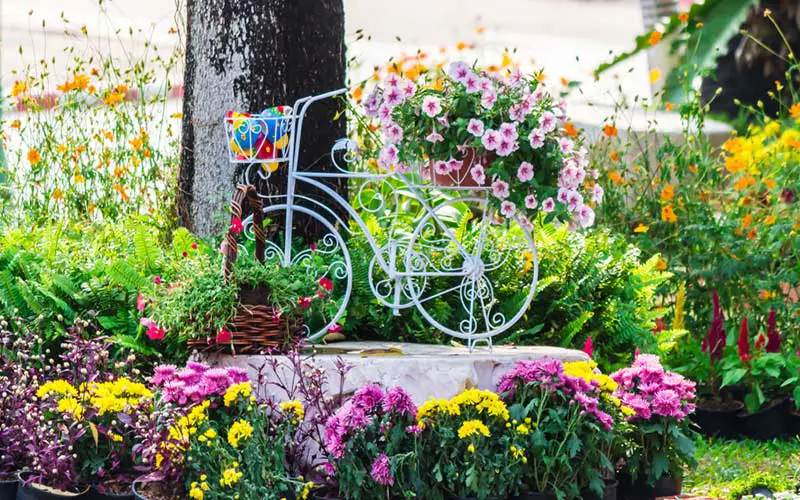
[203,341,589,403]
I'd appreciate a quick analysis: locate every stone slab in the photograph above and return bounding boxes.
[203,341,589,404]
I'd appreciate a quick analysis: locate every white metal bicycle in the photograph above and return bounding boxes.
[224,88,539,350]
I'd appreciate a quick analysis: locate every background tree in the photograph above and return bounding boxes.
[178,0,346,238]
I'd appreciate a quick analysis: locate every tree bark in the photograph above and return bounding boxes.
[178,0,346,238]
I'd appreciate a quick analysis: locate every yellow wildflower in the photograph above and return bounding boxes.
[634,223,649,233]
[660,184,674,201]
[219,465,243,487]
[661,205,677,223]
[224,382,252,407]
[655,257,668,271]
[11,80,27,97]
[280,400,305,422]
[27,149,41,166]
[57,397,85,419]
[227,420,253,448]
[37,380,78,398]
[649,68,661,84]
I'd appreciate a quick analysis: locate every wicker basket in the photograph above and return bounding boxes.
[187,184,301,354]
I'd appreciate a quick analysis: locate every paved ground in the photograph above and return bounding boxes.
[3,0,665,105]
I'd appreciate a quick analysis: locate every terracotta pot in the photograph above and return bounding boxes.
[692,399,745,438]
[431,148,493,188]
[15,472,89,500]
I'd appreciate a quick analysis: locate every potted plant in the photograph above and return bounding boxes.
[496,358,618,500]
[364,61,601,230]
[141,186,341,355]
[415,388,522,500]
[688,290,745,438]
[610,354,696,500]
[0,323,49,500]
[322,384,420,500]
[721,315,792,440]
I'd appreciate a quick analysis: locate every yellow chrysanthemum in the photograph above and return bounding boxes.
[37,380,78,399]
[457,419,490,439]
[219,465,243,487]
[57,396,85,419]
[227,420,253,448]
[279,400,305,421]
[223,382,252,407]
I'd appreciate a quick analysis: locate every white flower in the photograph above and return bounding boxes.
[426,131,444,143]
[528,128,545,149]
[539,111,557,133]
[558,137,574,155]
[422,96,442,117]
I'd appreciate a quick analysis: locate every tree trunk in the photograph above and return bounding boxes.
[178,0,346,238]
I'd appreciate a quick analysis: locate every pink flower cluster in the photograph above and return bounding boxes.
[324,384,417,460]
[498,358,613,430]
[610,354,696,421]
[150,361,250,405]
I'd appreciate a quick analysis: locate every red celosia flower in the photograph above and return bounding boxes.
[702,290,726,362]
[216,329,232,344]
[231,217,244,235]
[755,332,767,351]
[738,316,751,362]
[583,336,593,358]
[319,277,334,292]
[765,309,780,353]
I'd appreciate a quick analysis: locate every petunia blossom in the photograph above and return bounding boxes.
[517,161,534,182]
[421,96,442,117]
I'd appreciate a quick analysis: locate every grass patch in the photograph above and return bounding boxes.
[686,437,800,499]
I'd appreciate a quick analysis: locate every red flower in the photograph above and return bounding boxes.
[231,217,244,235]
[309,243,317,251]
[327,323,343,333]
[634,347,640,359]
[146,324,165,341]
[298,297,313,309]
[154,275,162,285]
[765,309,780,353]
[582,336,593,358]
[737,316,751,362]
[182,251,188,258]
[702,290,726,362]
[216,328,232,344]
[319,277,334,292]
[191,242,198,250]
[755,332,767,351]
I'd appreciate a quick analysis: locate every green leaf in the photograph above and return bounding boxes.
[721,368,747,387]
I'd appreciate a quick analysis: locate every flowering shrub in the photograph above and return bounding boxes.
[182,381,309,500]
[498,358,625,498]
[363,61,602,229]
[324,384,421,499]
[611,354,697,484]
[415,388,521,499]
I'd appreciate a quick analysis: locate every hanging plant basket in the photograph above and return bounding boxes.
[187,185,302,354]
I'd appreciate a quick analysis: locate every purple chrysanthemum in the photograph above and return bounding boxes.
[370,453,394,486]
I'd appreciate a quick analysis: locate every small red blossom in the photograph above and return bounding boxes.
[136,293,147,312]
[231,217,244,235]
[328,323,343,333]
[765,309,780,353]
[182,251,188,258]
[216,328,232,344]
[191,242,198,250]
[634,347,640,359]
[582,336,593,358]
[298,297,313,309]
[319,277,334,292]
[755,332,767,351]
[702,290,726,363]
[309,243,317,251]
[154,275,162,285]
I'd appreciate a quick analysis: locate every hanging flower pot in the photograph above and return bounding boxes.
[15,472,89,500]
[692,399,745,438]
[431,148,494,188]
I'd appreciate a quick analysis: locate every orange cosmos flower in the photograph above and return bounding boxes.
[52,188,64,201]
[678,12,689,22]
[764,215,777,225]
[648,31,663,46]
[664,102,675,111]
[725,156,746,173]
[609,171,624,185]
[660,185,675,201]
[563,122,579,138]
[602,124,618,137]
[609,151,620,162]
[456,41,468,51]
[27,149,41,165]
[734,176,756,191]
[790,103,800,119]
[11,81,27,97]
[661,205,677,223]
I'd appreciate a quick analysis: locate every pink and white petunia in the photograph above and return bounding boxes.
[499,122,518,141]
[528,128,545,149]
[433,160,451,175]
[467,119,485,137]
[539,111,557,133]
[399,79,417,98]
[383,121,404,144]
[384,73,401,88]
[491,179,510,199]
[383,86,405,107]
[507,69,523,88]
[448,62,471,83]
[517,161,534,182]
[576,204,595,228]
[377,144,399,170]
[500,201,516,218]
[426,131,444,143]
[558,137,574,155]
[482,129,501,151]
[496,138,517,157]
[377,103,393,123]
[542,197,556,212]
[519,215,533,231]
[525,194,538,209]
[470,164,486,184]
[422,96,442,117]
[509,104,524,122]
[592,184,604,204]
[481,90,497,109]
[567,191,584,211]
[464,73,481,93]
[557,187,570,204]
[395,163,411,174]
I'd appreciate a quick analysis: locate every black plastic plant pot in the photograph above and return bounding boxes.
[692,399,745,438]
[1,477,18,500]
[617,473,681,500]
[581,480,618,500]
[512,493,558,500]
[737,398,792,441]
[309,486,339,500]
[86,487,134,500]
[15,472,89,500]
